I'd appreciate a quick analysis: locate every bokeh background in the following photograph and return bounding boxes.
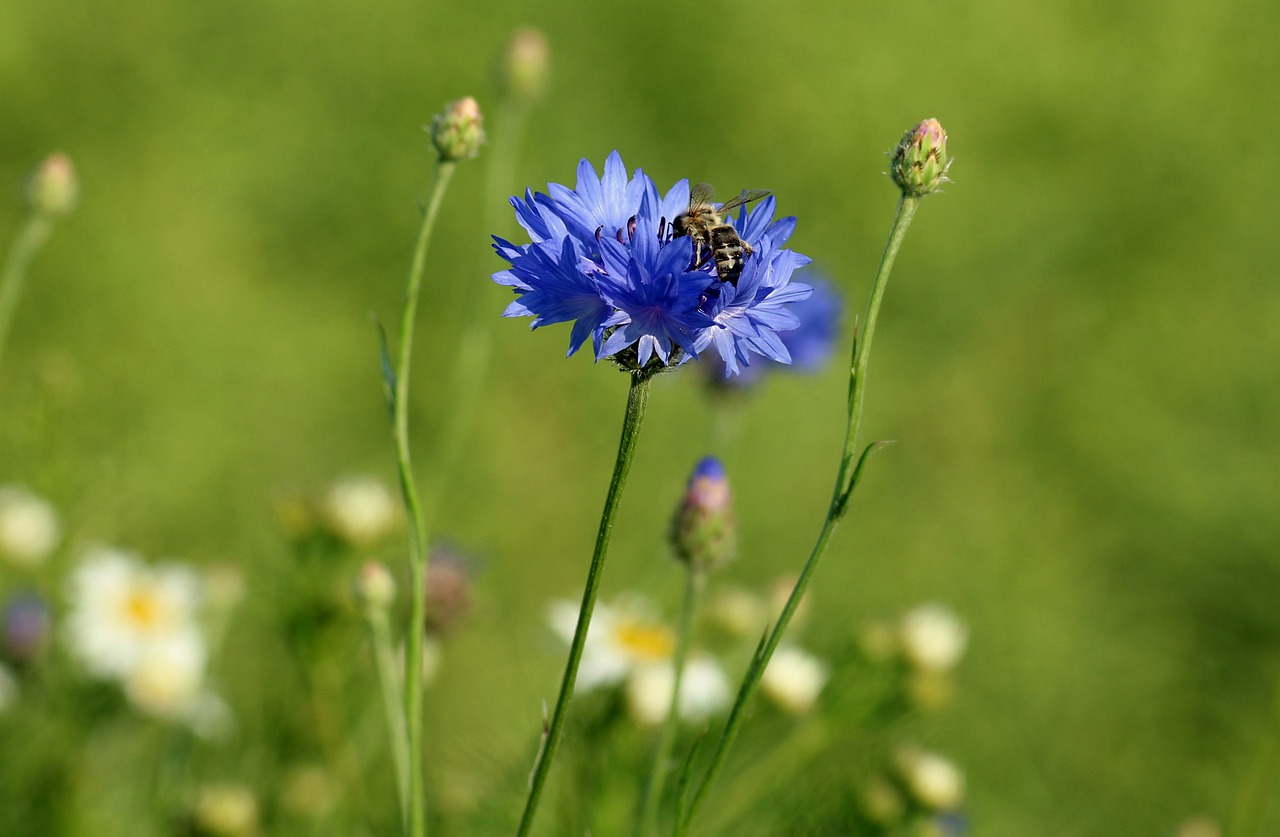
[2,0,1278,834]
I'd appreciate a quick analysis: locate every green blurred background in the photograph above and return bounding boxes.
[3,0,1279,834]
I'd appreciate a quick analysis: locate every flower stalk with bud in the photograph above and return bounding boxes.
[675,119,951,836]
[386,96,483,837]
[0,153,78,374]
[635,457,735,837]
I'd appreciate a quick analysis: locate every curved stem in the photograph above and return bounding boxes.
[517,371,655,837]
[675,196,919,836]
[396,160,456,837]
[636,566,705,837]
[0,215,54,374]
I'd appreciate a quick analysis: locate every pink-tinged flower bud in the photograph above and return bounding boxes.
[25,153,78,219]
[424,546,472,635]
[355,560,396,615]
[890,118,951,198]
[499,28,550,106]
[429,97,485,163]
[669,456,736,572]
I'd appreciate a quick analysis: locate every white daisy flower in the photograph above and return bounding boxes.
[66,547,204,680]
[0,485,61,566]
[123,629,207,718]
[626,656,731,726]
[547,596,674,694]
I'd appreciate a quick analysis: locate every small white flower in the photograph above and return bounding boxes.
[899,603,968,673]
[0,485,61,566]
[123,630,207,718]
[626,662,672,726]
[65,548,220,726]
[547,596,673,694]
[0,662,17,712]
[625,656,731,726]
[761,645,828,715]
[895,746,965,810]
[66,548,204,679]
[322,476,399,546]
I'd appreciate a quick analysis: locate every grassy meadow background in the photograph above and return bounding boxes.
[3,0,1279,834]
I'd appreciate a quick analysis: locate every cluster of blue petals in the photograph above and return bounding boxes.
[492,151,813,376]
[699,277,844,388]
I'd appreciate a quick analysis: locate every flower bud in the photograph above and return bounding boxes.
[24,152,78,219]
[193,782,259,836]
[430,97,485,163]
[499,28,550,106]
[669,456,736,572]
[890,118,950,198]
[424,545,472,635]
[906,669,956,712]
[859,777,906,826]
[355,560,397,615]
[899,603,967,673]
[322,476,400,547]
[894,745,965,811]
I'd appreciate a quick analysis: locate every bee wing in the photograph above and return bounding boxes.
[688,182,717,208]
[717,189,772,212]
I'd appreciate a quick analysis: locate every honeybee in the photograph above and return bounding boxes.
[671,183,771,285]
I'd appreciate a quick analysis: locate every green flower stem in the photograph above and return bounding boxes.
[368,607,412,832]
[0,214,55,374]
[395,159,456,837]
[636,565,706,837]
[675,195,920,837]
[517,370,655,837]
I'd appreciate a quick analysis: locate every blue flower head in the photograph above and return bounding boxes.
[493,151,814,376]
[699,275,845,389]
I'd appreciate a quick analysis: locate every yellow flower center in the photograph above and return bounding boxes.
[614,621,674,661]
[123,588,165,630]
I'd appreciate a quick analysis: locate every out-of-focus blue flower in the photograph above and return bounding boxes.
[492,151,813,375]
[700,276,844,387]
[2,592,50,664]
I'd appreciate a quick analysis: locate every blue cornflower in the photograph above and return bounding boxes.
[492,151,814,376]
[494,237,624,357]
[695,238,813,376]
[594,198,711,367]
[699,276,844,387]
